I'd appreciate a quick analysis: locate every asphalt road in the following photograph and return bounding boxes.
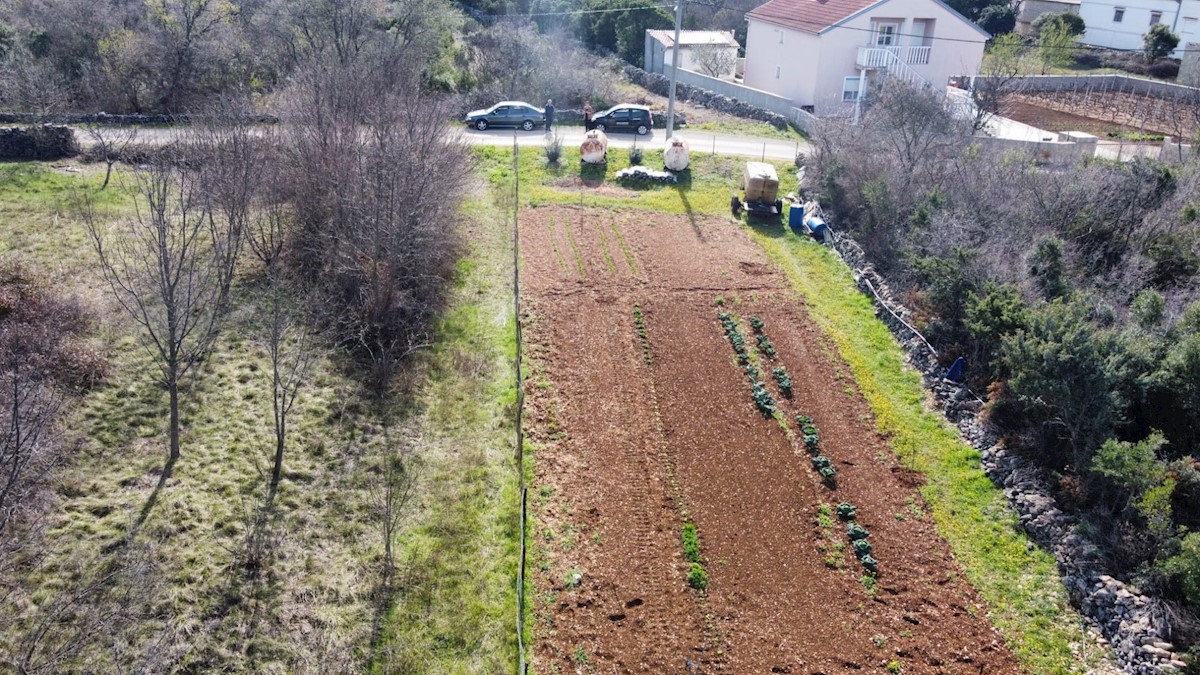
[457,125,807,160]
[74,124,810,161]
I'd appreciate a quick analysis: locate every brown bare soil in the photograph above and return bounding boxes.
[1000,91,1196,138]
[522,205,1023,674]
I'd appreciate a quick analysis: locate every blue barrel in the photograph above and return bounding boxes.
[787,204,805,233]
[807,217,828,240]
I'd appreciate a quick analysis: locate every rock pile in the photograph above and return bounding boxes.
[833,233,1188,674]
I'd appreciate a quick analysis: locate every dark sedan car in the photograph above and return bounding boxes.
[591,104,653,135]
[465,101,545,131]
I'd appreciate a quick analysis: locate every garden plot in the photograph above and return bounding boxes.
[522,204,1023,674]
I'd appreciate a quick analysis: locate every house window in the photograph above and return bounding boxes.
[843,76,862,101]
[1150,10,1162,24]
[776,65,781,79]
[1112,7,1124,22]
[874,23,900,46]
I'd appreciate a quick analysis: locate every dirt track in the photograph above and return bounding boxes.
[522,205,1022,674]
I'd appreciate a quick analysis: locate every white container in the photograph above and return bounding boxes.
[580,130,608,164]
[663,136,690,171]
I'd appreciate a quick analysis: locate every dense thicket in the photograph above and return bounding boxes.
[810,82,1200,640]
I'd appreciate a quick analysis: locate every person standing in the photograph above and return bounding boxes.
[544,99,555,133]
[583,102,593,131]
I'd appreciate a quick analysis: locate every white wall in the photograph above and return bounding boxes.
[743,19,823,106]
[1080,0,1187,51]
[665,45,740,78]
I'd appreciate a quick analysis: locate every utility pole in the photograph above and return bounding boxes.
[665,0,684,139]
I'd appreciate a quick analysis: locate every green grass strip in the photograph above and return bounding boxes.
[546,215,567,274]
[749,226,1101,674]
[562,215,585,277]
[596,222,617,274]
[609,219,638,275]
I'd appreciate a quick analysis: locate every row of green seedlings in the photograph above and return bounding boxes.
[681,522,708,590]
[797,414,836,484]
[836,502,879,575]
[718,312,794,416]
[633,305,652,364]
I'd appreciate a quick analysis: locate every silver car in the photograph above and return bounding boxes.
[465,101,546,131]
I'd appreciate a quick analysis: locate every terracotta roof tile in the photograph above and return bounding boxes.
[746,0,881,34]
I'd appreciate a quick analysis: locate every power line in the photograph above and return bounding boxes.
[685,0,1200,51]
[476,3,673,18]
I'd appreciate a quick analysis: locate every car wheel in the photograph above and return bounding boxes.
[636,124,649,136]
[475,119,488,131]
[775,199,783,215]
[522,120,535,131]
[731,195,742,217]
[595,123,606,132]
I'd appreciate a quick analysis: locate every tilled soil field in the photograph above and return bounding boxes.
[522,205,1023,674]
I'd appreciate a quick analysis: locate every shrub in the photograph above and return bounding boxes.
[804,433,820,452]
[687,562,709,590]
[749,316,765,333]
[978,6,1016,36]
[1143,24,1180,63]
[837,502,858,520]
[1032,11,1085,37]
[544,134,563,163]
[861,555,879,573]
[681,523,701,563]
[628,145,644,165]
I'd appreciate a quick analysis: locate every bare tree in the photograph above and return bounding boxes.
[368,434,417,577]
[0,327,62,549]
[971,33,1028,131]
[692,42,736,78]
[82,123,139,190]
[247,203,313,495]
[85,156,239,468]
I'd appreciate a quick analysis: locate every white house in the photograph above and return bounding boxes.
[1078,0,1200,55]
[644,30,741,79]
[742,0,989,115]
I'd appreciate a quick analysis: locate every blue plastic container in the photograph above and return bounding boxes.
[787,204,805,233]
[807,217,828,239]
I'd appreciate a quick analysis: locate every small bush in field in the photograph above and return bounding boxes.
[853,538,873,558]
[848,522,870,540]
[749,316,764,333]
[628,145,644,165]
[837,502,857,520]
[681,523,701,563]
[687,562,709,590]
[861,555,879,573]
[544,135,563,163]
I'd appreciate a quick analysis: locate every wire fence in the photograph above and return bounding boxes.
[512,133,530,675]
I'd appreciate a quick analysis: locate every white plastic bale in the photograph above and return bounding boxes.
[663,135,690,171]
[580,130,608,164]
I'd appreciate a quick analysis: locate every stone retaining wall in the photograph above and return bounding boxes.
[832,232,1189,674]
[621,65,790,130]
[0,126,79,160]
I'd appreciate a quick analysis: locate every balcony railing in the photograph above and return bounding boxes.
[856,45,932,68]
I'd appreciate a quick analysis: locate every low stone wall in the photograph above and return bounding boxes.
[832,233,1189,674]
[0,112,278,125]
[621,65,790,130]
[0,125,79,160]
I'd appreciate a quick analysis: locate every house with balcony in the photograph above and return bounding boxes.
[742,0,989,115]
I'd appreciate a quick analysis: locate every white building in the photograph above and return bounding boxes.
[742,0,989,115]
[1078,0,1200,55]
[644,30,741,79]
